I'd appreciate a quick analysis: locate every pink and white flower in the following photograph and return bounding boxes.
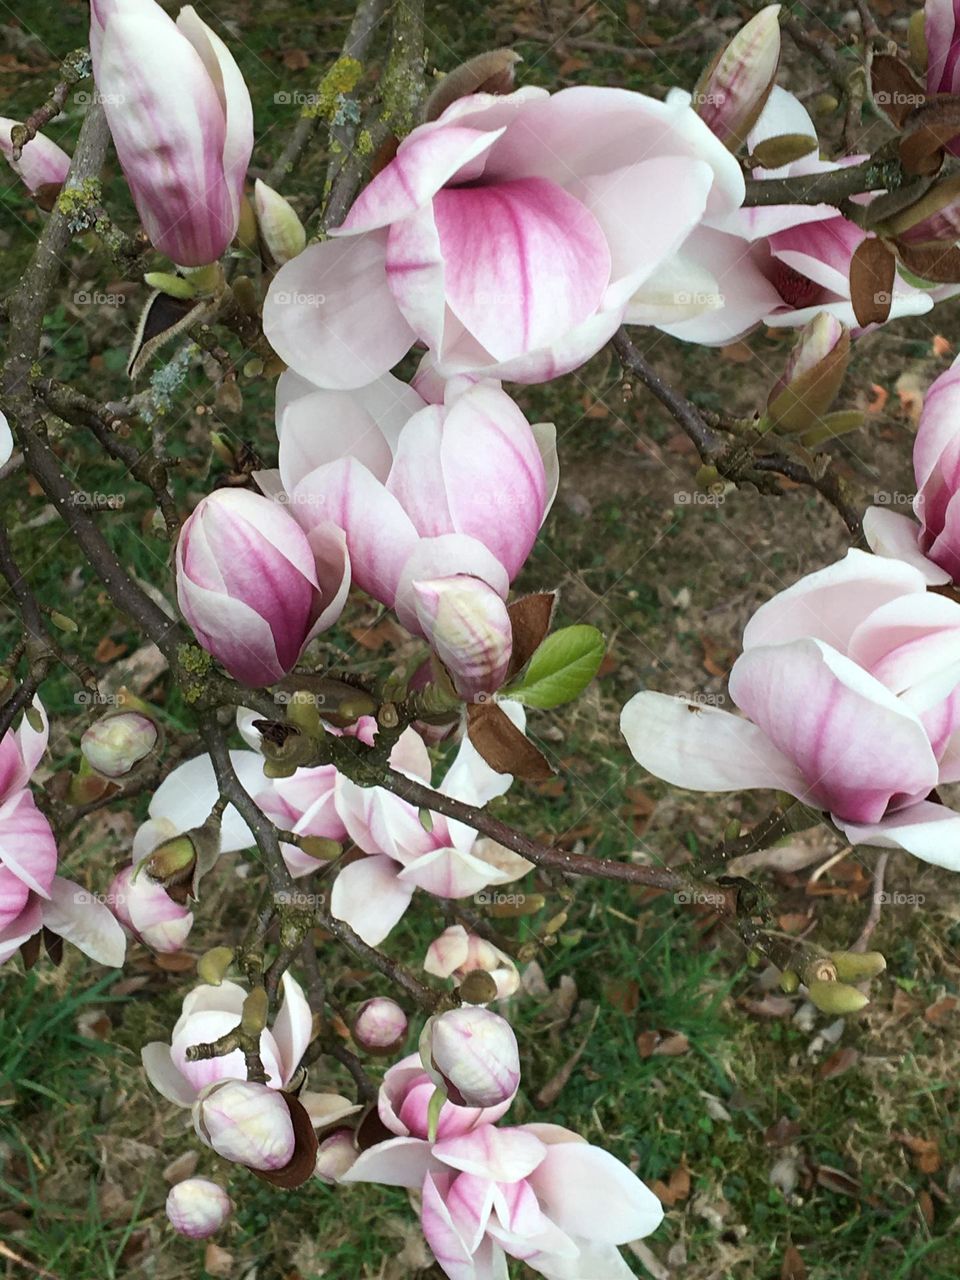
[176,488,350,688]
[621,549,960,868]
[267,374,555,696]
[342,1055,663,1279]
[0,119,71,195]
[165,1177,233,1239]
[89,0,253,266]
[657,88,935,343]
[864,355,960,583]
[925,0,960,96]
[0,701,125,968]
[425,925,520,1000]
[264,84,743,388]
[331,713,532,945]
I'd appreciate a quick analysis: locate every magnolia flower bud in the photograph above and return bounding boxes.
[695,4,782,150]
[0,118,71,195]
[193,1080,296,1170]
[886,174,960,246]
[142,834,197,888]
[254,179,307,265]
[829,950,887,982]
[176,489,328,688]
[109,865,193,953]
[314,1128,358,1183]
[423,1007,520,1108]
[165,1177,233,1239]
[424,924,520,1000]
[353,998,408,1056]
[766,312,850,434]
[806,979,870,1015]
[412,575,512,700]
[81,711,158,778]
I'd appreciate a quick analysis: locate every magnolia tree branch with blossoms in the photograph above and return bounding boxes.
[6,0,960,1273]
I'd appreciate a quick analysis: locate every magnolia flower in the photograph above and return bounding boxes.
[254,178,306,264]
[342,1055,663,1279]
[264,83,743,388]
[0,119,71,195]
[657,88,935,343]
[89,0,253,265]
[353,997,408,1055]
[165,1178,233,1239]
[425,1007,520,1108]
[141,973,312,1106]
[81,710,158,778]
[176,488,350,688]
[864,356,960,583]
[926,0,960,95]
[0,701,124,968]
[696,5,781,149]
[110,748,267,952]
[331,714,532,945]
[425,925,520,1000]
[622,548,960,868]
[194,1078,296,1170]
[264,373,556,696]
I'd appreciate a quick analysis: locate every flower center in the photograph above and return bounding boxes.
[771,261,822,309]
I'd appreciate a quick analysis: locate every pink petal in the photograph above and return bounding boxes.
[926,0,960,93]
[399,846,518,898]
[385,404,455,535]
[0,895,41,966]
[0,788,57,897]
[525,1140,664,1244]
[836,799,960,869]
[148,751,261,853]
[656,227,780,345]
[329,854,415,945]
[430,177,611,363]
[41,876,126,967]
[862,507,949,584]
[741,548,927,653]
[729,639,940,822]
[263,234,415,389]
[393,534,510,634]
[0,867,29,931]
[340,1136,440,1188]
[620,691,809,795]
[421,1171,478,1280]
[435,1126,546,1184]
[384,202,449,353]
[0,118,71,194]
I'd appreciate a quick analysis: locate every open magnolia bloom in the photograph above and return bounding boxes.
[263,83,743,388]
[622,549,960,868]
[342,1054,663,1280]
[864,355,960,584]
[109,749,268,952]
[657,88,935,343]
[331,711,532,945]
[263,373,557,698]
[0,700,125,967]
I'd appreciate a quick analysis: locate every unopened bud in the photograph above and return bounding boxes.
[459,970,499,1005]
[353,997,408,1055]
[81,710,158,779]
[488,892,545,918]
[695,4,782,150]
[285,690,323,739]
[806,979,870,1015]
[254,179,307,265]
[142,835,196,888]
[193,1080,296,1170]
[766,312,850,434]
[779,969,800,993]
[241,985,269,1036]
[197,946,234,986]
[412,575,513,700]
[751,132,818,168]
[829,950,887,982]
[165,1177,233,1239]
[423,49,522,123]
[144,271,197,300]
[295,836,342,862]
[181,262,225,296]
[315,1128,357,1183]
[422,1007,520,1108]
[49,610,78,632]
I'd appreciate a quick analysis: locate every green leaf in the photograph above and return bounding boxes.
[503,624,605,709]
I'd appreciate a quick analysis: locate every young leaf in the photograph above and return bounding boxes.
[504,625,605,708]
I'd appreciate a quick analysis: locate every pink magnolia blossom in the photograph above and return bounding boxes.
[696,5,781,149]
[81,710,158,778]
[89,0,253,266]
[0,119,71,194]
[425,1007,520,1108]
[864,356,960,583]
[926,0,960,95]
[354,997,408,1054]
[176,488,350,688]
[263,84,743,389]
[425,924,520,1000]
[266,374,555,696]
[330,714,532,945]
[0,701,124,967]
[141,972,313,1106]
[194,1078,296,1170]
[622,549,960,868]
[657,88,935,343]
[165,1177,233,1239]
[342,1055,663,1279]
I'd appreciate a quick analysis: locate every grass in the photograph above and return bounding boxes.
[3,0,960,1277]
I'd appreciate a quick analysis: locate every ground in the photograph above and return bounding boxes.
[2,1,960,1278]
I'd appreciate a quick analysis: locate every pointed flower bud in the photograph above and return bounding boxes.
[165,1177,233,1239]
[353,997,408,1056]
[829,950,887,982]
[81,710,158,778]
[315,1128,358,1183]
[766,312,850,434]
[412,575,512,701]
[422,1007,520,1109]
[806,979,870,1015]
[254,179,306,265]
[695,5,782,150]
[89,0,253,266]
[193,1079,296,1170]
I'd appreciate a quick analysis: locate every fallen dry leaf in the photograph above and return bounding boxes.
[924,995,959,1026]
[818,1046,859,1081]
[781,1245,806,1279]
[637,1029,690,1057]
